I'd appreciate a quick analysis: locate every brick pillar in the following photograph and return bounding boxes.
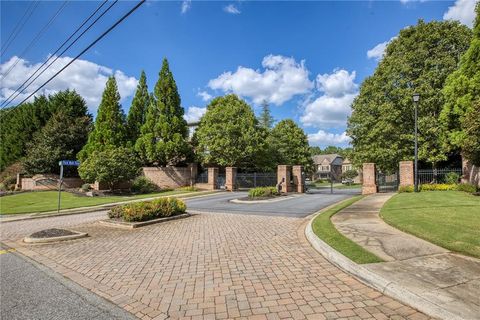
[292,165,305,193]
[208,167,219,190]
[277,165,293,193]
[399,161,414,187]
[362,163,377,195]
[188,163,198,186]
[16,173,22,190]
[225,167,237,191]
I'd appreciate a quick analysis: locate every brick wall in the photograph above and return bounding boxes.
[143,165,197,189]
[20,174,83,191]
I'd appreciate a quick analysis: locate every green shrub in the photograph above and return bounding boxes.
[177,186,197,192]
[457,183,477,194]
[420,184,457,191]
[248,186,279,198]
[108,197,186,222]
[445,172,460,184]
[131,176,159,194]
[314,179,326,183]
[398,185,414,193]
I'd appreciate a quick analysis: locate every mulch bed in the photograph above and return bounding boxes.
[29,228,77,238]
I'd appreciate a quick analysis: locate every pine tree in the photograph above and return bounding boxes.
[258,100,274,129]
[135,58,192,166]
[78,76,127,161]
[440,4,480,164]
[126,71,149,144]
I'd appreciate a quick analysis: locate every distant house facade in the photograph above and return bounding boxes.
[342,158,362,183]
[312,154,343,181]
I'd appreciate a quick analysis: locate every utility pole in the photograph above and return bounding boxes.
[413,93,420,192]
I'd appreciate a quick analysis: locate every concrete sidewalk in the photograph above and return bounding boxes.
[331,194,480,320]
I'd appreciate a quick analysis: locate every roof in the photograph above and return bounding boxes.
[312,154,343,165]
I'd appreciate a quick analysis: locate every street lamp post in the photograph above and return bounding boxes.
[413,93,420,192]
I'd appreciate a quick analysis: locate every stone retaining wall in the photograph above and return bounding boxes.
[143,164,197,189]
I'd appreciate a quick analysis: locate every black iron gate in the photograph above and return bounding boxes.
[376,172,399,193]
[236,172,277,189]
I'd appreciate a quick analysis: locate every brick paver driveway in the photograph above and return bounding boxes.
[1,194,429,320]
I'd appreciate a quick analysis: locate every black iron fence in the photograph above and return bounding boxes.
[237,172,277,189]
[376,172,399,193]
[195,172,208,184]
[418,168,462,184]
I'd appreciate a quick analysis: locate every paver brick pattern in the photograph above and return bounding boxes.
[2,212,431,320]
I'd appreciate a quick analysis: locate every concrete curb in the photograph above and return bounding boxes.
[305,208,462,320]
[230,194,300,204]
[0,191,219,223]
[24,231,88,244]
[98,213,191,229]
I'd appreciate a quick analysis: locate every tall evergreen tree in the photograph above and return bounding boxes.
[440,4,480,164]
[258,100,274,129]
[126,71,149,144]
[78,76,127,161]
[347,20,471,171]
[135,58,192,166]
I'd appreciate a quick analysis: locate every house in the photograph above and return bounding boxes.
[342,158,362,183]
[312,154,343,181]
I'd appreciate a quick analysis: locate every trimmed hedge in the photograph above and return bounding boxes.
[399,183,478,193]
[108,197,186,222]
[248,186,279,198]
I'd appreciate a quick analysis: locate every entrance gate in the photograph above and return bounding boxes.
[376,172,399,193]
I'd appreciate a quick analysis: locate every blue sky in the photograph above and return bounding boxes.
[0,0,476,147]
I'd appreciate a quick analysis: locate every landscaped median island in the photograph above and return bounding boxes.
[311,195,384,264]
[380,191,480,259]
[248,186,280,199]
[100,197,189,229]
[0,188,204,215]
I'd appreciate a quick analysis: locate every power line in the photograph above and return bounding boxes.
[1,0,114,108]
[1,1,40,58]
[2,1,69,80]
[5,0,146,111]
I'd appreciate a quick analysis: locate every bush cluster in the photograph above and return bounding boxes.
[131,176,159,194]
[108,197,186,222]
[177,186,197,192]
[398,183,477,193]
[444,172,460,184]
[248,186,279,198]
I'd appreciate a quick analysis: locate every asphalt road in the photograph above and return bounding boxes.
[185,188,360,217]
[0,247,135,320]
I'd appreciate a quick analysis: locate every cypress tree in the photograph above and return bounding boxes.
[136,58,192,166]
[126,71,149,144]
[78,76,127,161]
[258,100,274,129]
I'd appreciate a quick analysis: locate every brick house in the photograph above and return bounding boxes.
[342,158,362,183]
[312,154,343,182]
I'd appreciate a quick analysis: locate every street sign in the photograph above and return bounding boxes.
[58,160,80,166]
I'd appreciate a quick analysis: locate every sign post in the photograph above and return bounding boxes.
[57,160,80,213]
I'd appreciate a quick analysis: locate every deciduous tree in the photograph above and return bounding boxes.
[126,71,149,144]
[348,20,471,171]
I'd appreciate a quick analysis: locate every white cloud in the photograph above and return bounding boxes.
[443,0,476,28]
[308,130,351,147]
[184,106,206,123]
[181,0,191,14]
[367,37,396,61]
[0,56,137,112]
[224,4,241,14]
[197,90,212,102]
[316,69,357,97]
[301,69,358,128]
[208,55,313,105]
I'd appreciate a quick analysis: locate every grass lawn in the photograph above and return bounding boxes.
[380,191,480,259]
[0,190,199,215]
[312,196,384,264]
